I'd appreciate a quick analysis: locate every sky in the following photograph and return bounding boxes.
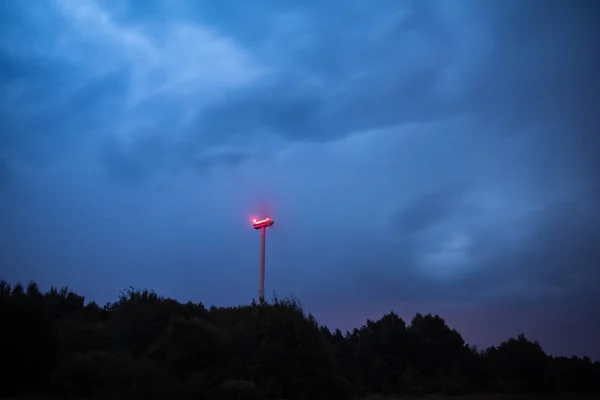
[1,0,599,358]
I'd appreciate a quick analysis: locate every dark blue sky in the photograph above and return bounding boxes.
[1,0,599,358]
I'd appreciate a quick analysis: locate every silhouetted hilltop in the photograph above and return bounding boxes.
[1,280,599,400]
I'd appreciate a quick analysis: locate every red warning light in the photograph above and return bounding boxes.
[252,217,274,229]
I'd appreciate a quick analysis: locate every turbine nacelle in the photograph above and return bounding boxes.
[252,217,274,230]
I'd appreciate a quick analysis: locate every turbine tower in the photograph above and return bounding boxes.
[251,217,274,303]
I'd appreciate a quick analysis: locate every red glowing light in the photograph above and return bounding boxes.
[251,217,274,229]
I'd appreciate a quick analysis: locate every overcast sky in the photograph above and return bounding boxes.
[1,0,599,358]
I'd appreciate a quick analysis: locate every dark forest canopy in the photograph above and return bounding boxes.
[1,280,599,400]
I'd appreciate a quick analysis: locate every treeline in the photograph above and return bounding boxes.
[1,281,599,400]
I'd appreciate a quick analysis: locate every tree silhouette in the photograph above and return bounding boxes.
[0,279,598,399]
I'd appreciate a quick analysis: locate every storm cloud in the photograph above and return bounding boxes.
[1,0,599,357]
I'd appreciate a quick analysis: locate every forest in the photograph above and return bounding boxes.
[1,280,599,400]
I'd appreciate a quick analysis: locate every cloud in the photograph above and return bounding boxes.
[54,0,266,105]
[0,0,269,184]
[391,183,473,237]
[1,0,599,357]
[471,192,600,302]
[195,1,466,144]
